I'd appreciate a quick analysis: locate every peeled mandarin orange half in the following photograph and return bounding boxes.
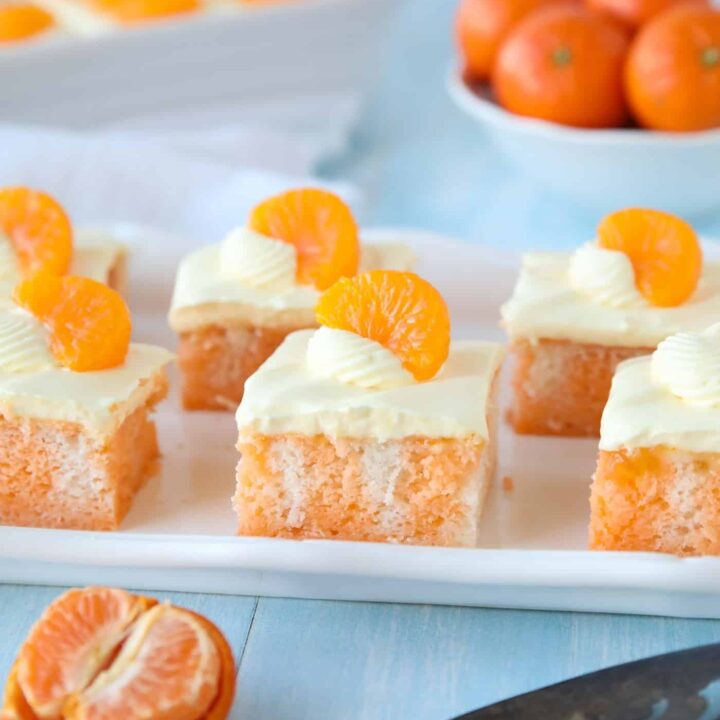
[597,208,702,307]
[248,188,360,291]
[96,0,199,23]
[2,587,235,720]
[64,605,221,720]
[13,275,132,372]
[12,588,154,720]
[316,270,451,382]
[0,188,72,277]
[0,3,54,42]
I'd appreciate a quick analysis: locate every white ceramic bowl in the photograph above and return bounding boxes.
[447,69,720,219]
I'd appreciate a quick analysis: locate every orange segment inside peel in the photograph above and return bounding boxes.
[249,188,360,291]
[316,270,451,382]
[0,3,54,42]
[2,587,236,720]
[0,188,72,277]
[597,208,702,307]
[13,274,132,372]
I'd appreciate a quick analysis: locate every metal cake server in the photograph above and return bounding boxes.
[453,643,720,720]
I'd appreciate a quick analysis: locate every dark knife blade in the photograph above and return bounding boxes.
[453,642,720,720]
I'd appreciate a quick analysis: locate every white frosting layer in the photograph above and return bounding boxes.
[651,325,720,408]
[502,249,720,347]
[0,341,173,438]
[220,227,296,290]
[0,227,125,308]
[306,327,414,390]
[601,352,720,453]
[236,331,505,441]
[169,233,417,332]
[0,309,57,373]
[568,243,646,309]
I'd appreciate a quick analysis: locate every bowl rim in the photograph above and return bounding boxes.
[447,66,720,148]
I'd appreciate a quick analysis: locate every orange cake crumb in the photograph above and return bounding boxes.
[508,338,652,437]
[590,446,720,556]
[502,475,514,493]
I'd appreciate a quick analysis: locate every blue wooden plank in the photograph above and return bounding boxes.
[235,598,720,720]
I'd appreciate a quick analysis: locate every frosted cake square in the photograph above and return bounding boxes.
[590,326,720,556]
[233,270,504,547]
[501,209,708,437]
[0,276,173,531]
[169,189,415,411]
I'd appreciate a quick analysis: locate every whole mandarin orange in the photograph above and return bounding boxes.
[455,0,561,81]
[585,0,707,30]
[493,4,631,128]
[625,4,720,131]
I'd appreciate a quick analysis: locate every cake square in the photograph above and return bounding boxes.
[0,340,172,531]
[233,331,504,547]
[501,238,718,437]
[590,327,720,556]
[169,227,415,412]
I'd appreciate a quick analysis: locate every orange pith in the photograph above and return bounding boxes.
[248,188,360,291]
[94,0,199,23]
[13,275,132,372]
[0,3,54,42]
[597,208,702,307]
[0,188,72,277]
[315,270,451,382]
[2,588,235,720]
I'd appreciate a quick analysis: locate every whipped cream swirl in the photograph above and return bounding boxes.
[569,243,646,309]
[220,227,297,290]
[651,324,720,407]
[0,309,57,373]
[306,327,414,390]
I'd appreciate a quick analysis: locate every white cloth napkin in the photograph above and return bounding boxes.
[0,112,358,244]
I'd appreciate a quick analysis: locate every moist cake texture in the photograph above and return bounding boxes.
[234,331,504,546]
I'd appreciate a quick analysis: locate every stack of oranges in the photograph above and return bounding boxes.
[455,0,720,132]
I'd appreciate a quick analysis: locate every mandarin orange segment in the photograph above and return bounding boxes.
[0,3,54,42]
[315,270,451,382]
[597,208,702,307]
[3,588,235,720]
[95,0,199,23]
[248,188,359,291]
[65,605,221,720]
[1,663,37,720]
[13,275,132,372]
[15,588,153,720]
[0,188,72,278]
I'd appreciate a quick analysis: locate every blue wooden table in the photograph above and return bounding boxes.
[3,2,720,718]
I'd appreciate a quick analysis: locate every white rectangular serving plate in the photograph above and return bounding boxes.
[2,227,720,619]
[0,0,399,128]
